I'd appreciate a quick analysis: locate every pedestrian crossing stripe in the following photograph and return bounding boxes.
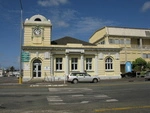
[81,101,89,104]
[47,88,119,105]
[47,96,63,102]
[49,103,66,105]
[106,99,118,102]
[94,94,110,98]
[72,94,84,97]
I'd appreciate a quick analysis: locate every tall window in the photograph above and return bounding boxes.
[56,58,62,70]
[105,57,113,70]
[126,39,131,44]
[86,58,92,70]
[143,54,150,58]
[109,38,131,45]
[71,58,78,70]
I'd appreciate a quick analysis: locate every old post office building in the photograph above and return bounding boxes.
[22,14,123,82]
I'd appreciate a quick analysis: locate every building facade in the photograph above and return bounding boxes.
[22,15,121,82]
[89,26,150,73]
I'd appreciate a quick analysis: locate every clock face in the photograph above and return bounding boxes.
[34,28,41,36]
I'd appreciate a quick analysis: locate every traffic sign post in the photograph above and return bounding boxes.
[19,51,30,84]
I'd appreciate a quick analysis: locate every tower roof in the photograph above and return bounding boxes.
[24,14,51,26]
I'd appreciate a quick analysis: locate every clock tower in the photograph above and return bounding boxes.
[23,14,52,46]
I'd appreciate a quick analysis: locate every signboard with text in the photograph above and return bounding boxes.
[21,52,30,62]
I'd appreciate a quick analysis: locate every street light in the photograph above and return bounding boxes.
[19,0,23,84]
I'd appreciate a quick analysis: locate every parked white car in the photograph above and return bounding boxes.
[67,72,100,84]
[144,71,150,81]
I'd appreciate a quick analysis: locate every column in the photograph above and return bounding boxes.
[95,54,98,75]
[80,54,84,72]
[140,38,143,57]
[65,54,69,75]
[50,53,54,77]
[105,36,109,45]
[124,38,127,62]
[140,38,143,48]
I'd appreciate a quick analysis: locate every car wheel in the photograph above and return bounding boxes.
[73,79,78,84]
[93,78,98,83]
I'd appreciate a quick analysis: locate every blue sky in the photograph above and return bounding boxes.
[0,0,150,69]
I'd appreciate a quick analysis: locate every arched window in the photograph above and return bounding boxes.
[105,57,113,70]
[34,18,41,21]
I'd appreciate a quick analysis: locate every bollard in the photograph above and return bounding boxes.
[19,76,22,84]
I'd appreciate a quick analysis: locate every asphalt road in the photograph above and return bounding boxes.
[0,77,150,113]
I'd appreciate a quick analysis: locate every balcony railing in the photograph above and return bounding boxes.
[142,45,150,49]
[108,44,150,49]
[126,44,150,49]
[131,45,150,49]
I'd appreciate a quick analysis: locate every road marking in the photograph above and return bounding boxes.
[47,96,63,102]
[106,99,118,102]
[47,96,66,105]
[81,101,89,104]
[94,94,110,98]
[49,103,66,105]
[48,88,92,92]
[95,105,150,112]
[72,94,84,97]
[47,88,119,105]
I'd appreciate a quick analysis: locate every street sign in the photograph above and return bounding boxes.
[21,52,30,62]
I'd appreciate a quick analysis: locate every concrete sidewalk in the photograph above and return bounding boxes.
[0,77,68,87]
[28,80,68,87]
[0,82,68,87]
[0,77,145,87]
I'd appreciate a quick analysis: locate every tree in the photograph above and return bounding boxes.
[9,66,15,72]
[132,58,147,72]
[146,62,150,70]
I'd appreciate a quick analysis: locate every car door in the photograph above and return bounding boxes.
[83,73,92,82]
[77,73,84,82]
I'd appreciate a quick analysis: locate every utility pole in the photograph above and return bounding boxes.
[19,0,23,84]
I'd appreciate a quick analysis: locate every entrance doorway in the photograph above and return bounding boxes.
[33,59,42,78]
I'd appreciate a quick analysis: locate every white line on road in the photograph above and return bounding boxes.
[94,94,110,98]
[81,101,89,104]
[47,96,63,102]
[49,103,66,105]
[72,94,84,97]
[106,99,118,102]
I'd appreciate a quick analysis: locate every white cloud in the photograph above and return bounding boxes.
[141,1,150,12]
[49,9,114,31]
[69,17,114,36]
[44,8,115,39]
[68,17,114,39]
[53,15,115,39]
[38,0,69,7]
[49,9,77,28]
[74,17,105,32]
[56,21,70,27]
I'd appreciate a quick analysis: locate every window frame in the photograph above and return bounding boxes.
[105,57,113,71]
[71,58,78,71]
[143,54,150,59]
[56,58,63,71]
[86,58,92,70]
[109,38,131,45]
